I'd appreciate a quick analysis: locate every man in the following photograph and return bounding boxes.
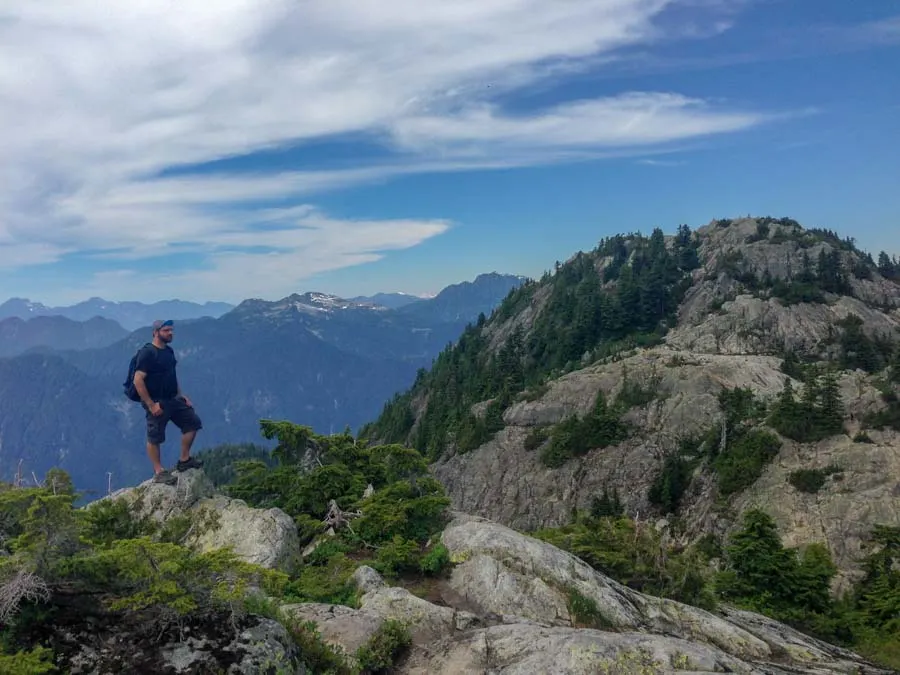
[132,319,204,484]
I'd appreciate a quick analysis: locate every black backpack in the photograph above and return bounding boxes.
[123,343,155,401]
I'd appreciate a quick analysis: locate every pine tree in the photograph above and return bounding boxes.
[817,372,844,436]
[717,509,798,608]
[877,251,896,280]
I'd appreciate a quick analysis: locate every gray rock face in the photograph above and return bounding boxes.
[441,514,772,661]
[432,349,793,533]
[293,516,888,674]
[99,468,300,572]
[399,624,757,675]
[670,291,900,356]
[431,344,900,581]
[356,573,483,644]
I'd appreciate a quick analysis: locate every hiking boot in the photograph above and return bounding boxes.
[153,469,177,485]
[176,456,203,472]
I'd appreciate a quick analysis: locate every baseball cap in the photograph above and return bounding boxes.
[152,319,174,331]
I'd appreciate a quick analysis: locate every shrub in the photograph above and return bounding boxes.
[0,646,55,675]
[419,543,451,577]
[373,536,420,578]
[523,427,549,451]
[540,393,629,468]
[714,430,782,496]
[284,619,355,675]
[648,454,693,514]
[355,620,412,674]
[81,498,156,546]
[566,589,611,629]
[788,466,842,494]
[286,553,359,607]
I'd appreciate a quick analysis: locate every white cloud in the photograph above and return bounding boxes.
[0,0,773,300]
[391,93,764,154]
[44,207,450,303]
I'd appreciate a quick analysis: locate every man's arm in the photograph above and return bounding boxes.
[133,370,155,408]
[133,348,163,414]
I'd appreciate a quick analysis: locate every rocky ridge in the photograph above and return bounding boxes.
[69,470,891,673]
[389,217,900,584]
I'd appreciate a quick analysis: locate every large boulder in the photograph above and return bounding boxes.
[284,515,889,674]
[435,514,887,674]
[100,468,300,572]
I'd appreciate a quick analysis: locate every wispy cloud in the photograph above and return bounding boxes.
[0,0,776,301]
[636,158,686,166]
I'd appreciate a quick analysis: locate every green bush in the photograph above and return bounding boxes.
[374,536,420,578]
[714,430,782,496]
[419,543,451,577]
[523,427,549,451]
[286,553,359,607]
[648,454,693,514]
[284,619,355,675]
[566,589,611,629]
[769,374,844,443]
[0,646,56,675]
[80,498,156,546]
[355,620,411,674]
[533,515,715,609]
[540,392,629,468]
[788,466,842,494]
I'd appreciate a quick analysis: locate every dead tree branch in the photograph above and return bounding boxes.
[0,568,51,623]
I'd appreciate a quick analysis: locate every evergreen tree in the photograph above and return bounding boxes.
[817,372,844,436]
[717,509,798,609]
[877,251,897,280]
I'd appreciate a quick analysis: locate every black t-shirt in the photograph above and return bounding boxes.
[135,344,178,400]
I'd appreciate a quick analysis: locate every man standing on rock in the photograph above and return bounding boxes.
[132,319,204,484]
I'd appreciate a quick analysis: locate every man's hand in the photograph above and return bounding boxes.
[149,402,164,417]
[180,394,192,408]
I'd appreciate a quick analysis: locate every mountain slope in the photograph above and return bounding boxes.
[0,354,141,496]
[397,272,525,324]
[0,315,128,357]
[362,217,900,586]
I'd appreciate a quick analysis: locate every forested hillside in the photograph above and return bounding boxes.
[361,216,900,666]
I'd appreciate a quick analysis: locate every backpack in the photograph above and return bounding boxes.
[123,343,155,401]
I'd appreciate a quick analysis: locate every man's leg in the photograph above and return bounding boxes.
[179,429,196,463]
[172,397,204,471]
[146,440,164,474]
[145,403,176,484]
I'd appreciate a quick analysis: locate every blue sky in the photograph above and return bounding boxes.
[1,0,898,304]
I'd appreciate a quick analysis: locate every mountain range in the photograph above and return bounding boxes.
[0,315,129,357]
[0,273,523,497]
[0,296,235,330]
